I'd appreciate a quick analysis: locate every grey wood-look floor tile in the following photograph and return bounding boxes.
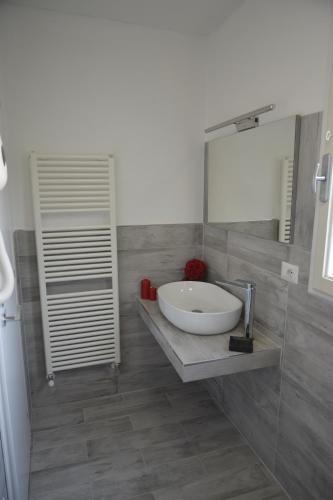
[120,387,170,405]
[93,458,203,500]
[87,423,186,459]
[31,442,88,472]
[165,389,210,406]
[92,475,149,500]
[141,437,196,466]
[181,414,244,455]
[91,448,146,484]
[93,456,204,500]
[32,393,123,422]
[32,379,118,407]
[121,345,170,370]
[121,331,157,351]
[200,445,260,475]
[181,413,232,438]
[32,407,84,431]
[181,464,272,500]
[164,382,204,400]
[33,416,133,452]
[152,487,185,500]
[226,485,289,499]
[144,456,205,492]
[130,397,219,431]
[84,397,171,423]
[118,365,181,393]
[30,482,93,500]
[30,462,92,499]
[126,495,155,500]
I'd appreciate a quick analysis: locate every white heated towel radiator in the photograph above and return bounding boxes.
[279,156,294,243]
[30,154,120,385]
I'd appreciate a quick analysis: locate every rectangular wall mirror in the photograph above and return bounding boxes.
[205,115,301,243]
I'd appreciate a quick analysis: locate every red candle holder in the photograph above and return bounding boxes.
[149,286,157,301]
[140,279,151,299]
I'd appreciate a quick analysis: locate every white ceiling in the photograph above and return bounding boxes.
[2,0,245,36]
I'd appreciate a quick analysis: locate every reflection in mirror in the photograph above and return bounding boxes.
[205,116,300,243]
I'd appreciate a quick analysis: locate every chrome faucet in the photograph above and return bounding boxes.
[215,279,256,338]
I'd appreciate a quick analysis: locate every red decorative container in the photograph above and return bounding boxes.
[140,279,151,299]
[149,286,157,301]
[184,259,207,281]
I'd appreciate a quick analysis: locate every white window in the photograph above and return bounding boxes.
[310,53,333,298]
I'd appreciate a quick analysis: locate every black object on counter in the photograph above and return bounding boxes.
[229,335,253,353]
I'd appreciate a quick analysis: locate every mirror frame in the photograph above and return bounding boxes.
[203,115,302,244]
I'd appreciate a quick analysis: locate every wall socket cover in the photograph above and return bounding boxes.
[281,261,299,284]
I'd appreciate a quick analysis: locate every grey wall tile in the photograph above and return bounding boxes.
[288,246,311,285]
[275,435,333,500]
[227,231,288,276]
[228,256,288,338]
[278,376,333,480]
[14,229,36,257]
[293,112,322,250]
[223,368,281,417]
[117,224,202,251]
[14,224,201,397]
[283,312,333,412]
[212,220,279,241]
[203,246,228,280]
[118,247,200,274]
[222,379,278,471]
[203,224,228,253]
[201,112,333,500]
[287,283,333,337]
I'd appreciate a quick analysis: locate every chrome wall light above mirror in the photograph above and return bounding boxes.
[204,107,301,244]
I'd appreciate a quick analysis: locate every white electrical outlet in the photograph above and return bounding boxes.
[281,261,299,284]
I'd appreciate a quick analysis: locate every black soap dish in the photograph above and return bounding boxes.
[229,335,253,353]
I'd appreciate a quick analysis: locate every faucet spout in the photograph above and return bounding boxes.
[215,279,256,338]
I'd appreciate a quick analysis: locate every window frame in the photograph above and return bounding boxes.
[309,25,333,300]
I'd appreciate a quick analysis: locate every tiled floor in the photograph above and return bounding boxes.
[29,316,288,500]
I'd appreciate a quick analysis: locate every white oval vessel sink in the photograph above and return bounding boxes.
[158,281,243,335]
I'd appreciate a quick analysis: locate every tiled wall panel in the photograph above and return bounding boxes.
[14,224,202,396]
[203,113,333,500]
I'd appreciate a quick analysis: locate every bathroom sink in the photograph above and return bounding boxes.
[157,281,243,335]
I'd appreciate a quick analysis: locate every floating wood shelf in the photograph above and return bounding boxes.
[138,298,281,382]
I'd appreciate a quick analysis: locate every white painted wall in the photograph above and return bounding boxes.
[204,0,333,131]
[0,4,205,229]
[207,116,296,222]
[1,0,333,230]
